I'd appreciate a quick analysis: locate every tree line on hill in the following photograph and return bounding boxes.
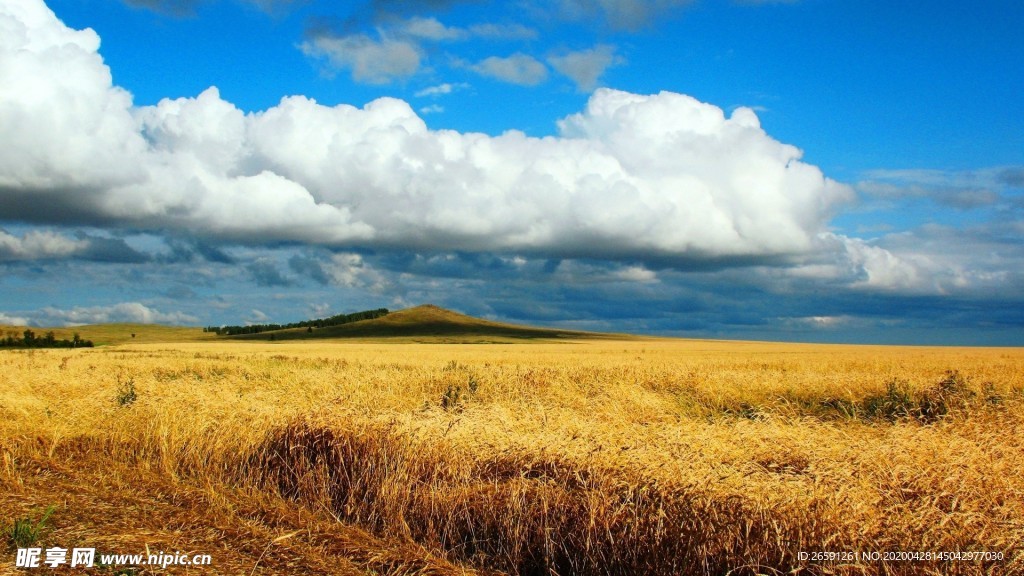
[0,329,94,348]
[205,308,390,336]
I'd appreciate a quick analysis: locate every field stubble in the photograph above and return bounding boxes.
[1,340,1022,575]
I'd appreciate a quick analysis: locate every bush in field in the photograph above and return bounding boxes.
[863,370,977,423]
[916,370,975,422]
[863,378,915,420]
[116,377,137,407]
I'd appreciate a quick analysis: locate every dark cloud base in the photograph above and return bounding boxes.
[3,245,1023,345]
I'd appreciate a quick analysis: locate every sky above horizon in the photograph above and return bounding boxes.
[1,0,1022,344]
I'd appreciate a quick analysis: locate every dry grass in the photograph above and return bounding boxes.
[1,340,1023,574]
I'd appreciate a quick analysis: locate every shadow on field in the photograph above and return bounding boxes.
[250,421,821,576]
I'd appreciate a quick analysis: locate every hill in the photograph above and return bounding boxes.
[229,304,631,342]
[0,305,634,346]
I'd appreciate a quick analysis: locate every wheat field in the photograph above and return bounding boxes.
[1,339,1023,575]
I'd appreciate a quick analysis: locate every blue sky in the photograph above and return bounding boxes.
[1,0,1022,344]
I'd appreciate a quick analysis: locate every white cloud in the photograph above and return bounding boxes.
[400,16,465,41]
[395,17,537,42]
[0,2,854,270]
[548,45,623,91]
[298,16,540,86]
[798,233,940,293]
[414,82,469,98]
[246,309,270,324]
[419,104,444,114]
[470,53,549,85]
[613,265,658,283]
[300,33,421,84]
[325,253,389,292]
[308,302,331,317]
[545,260,659,285]
[38,302,198,326]
[0,1,145,193]
[801,315,848,328]
[0,229,87,260]
[840,236,929,291]
[0,312,30,326]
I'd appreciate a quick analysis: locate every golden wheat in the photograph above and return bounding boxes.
[1,340,1022,574]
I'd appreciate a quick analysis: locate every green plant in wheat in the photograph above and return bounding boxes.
[116,377,137,407]
[7,505,55,549]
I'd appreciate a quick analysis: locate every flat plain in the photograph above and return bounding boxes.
[1,325,1022,574]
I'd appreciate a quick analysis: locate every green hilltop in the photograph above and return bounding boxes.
[227,304,632,343]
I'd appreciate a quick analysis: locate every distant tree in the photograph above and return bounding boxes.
[0,329,91,349]
[213,307,389,337]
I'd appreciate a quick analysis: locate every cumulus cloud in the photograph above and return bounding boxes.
[300,33,422,83]
[0,2,145,195]
[0,227,153,263]
[869,224,1024,294]
[548,44,623,91]
[324,253,388,291]
[781,231,1010,296]
[38,302,198,326]
[400,16,465,41]
[786,235,912,290]
[0,229,87,261]
[1,1,854,271]
[614,265,658,283]
[543,260,660,284]
[0,312,31,326]
[469,53,549,85]
[831,235,932,292]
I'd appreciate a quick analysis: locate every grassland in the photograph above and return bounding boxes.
[1,333,1023,574]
